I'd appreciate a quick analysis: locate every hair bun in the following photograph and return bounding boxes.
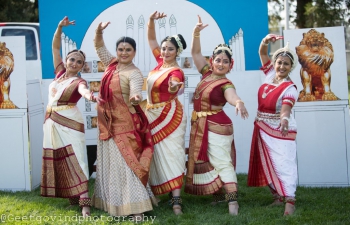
[177,34,187,50]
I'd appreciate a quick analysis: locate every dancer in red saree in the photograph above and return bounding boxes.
[92,21,156,218]
[248,34,298,216]
[185,16,248,216]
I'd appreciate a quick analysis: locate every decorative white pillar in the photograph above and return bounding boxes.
[169,14,177,35]
[137,15,145,70]
[237,28,245,71]
[126,15,134,38]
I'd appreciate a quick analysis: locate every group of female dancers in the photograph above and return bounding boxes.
[41,12,298,218]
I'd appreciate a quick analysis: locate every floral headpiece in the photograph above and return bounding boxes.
[213,44,233,56]
[271,42,297,71]
[168,35,183,56]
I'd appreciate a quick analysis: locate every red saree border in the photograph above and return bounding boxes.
[247,125,287,197]
[151,99,183,144]
[41,145,88,198]
[149,102,171,129]
[185,175,223,195]
[151,174,184,195]
[46,111,84,133]
[255,121,297,140]
[57,78,86,106]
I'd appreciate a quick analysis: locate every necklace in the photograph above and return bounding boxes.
[115,62,133,73]
[194,74,225,99]
[261,76,287,98]
[162,61,177,68]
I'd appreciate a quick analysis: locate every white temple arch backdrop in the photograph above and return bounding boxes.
[80,0,225,74]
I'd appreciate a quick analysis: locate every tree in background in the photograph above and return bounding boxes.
[268,0,349,28]
[0,0,38,22]
[304,0,350,27]
[295,0,313,28]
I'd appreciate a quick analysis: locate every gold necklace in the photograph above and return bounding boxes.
[194,74,225,99]
[115,62,133,73]
[162,61,177,68]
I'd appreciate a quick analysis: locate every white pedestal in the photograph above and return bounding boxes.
[293,100,350,187]
[0,109,30,191]
[0,79,44,191]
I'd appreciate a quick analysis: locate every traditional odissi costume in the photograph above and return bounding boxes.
[92,45,156,216]
[41,68,89,206]
[248,56,298,203]
[146,48,187,196]
[185,64,238,203]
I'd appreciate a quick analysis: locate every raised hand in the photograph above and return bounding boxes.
[194,15,209,33]
[58,16,75,28]
[150,11,167,20]
[263,34,283,43]
[97,21,111,31]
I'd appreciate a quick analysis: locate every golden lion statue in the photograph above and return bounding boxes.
[0,42,17,109]
[295,29,339,101]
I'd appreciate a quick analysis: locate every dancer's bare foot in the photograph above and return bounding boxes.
[81,206,90,218]
[283,202,295,216]
[228,201,239,215]
[173,204,183,215]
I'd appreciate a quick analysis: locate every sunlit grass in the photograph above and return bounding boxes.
[1,175,350,224]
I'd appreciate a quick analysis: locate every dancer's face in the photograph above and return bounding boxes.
[66,54,84,73]
[161,41,177,63]
[116,42,136,64]
[211,53,231,75]
[274,56,292,79]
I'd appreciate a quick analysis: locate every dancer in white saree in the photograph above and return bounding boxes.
[41,16,101,217]
[248,34,298,216]
[146,11,187,215]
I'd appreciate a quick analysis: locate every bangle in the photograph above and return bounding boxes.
[261,39,269,46]
[193,32,200,38]
[236,100,244,105]
[281,116,290,122]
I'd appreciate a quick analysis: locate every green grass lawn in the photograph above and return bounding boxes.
[1,174,350,225]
